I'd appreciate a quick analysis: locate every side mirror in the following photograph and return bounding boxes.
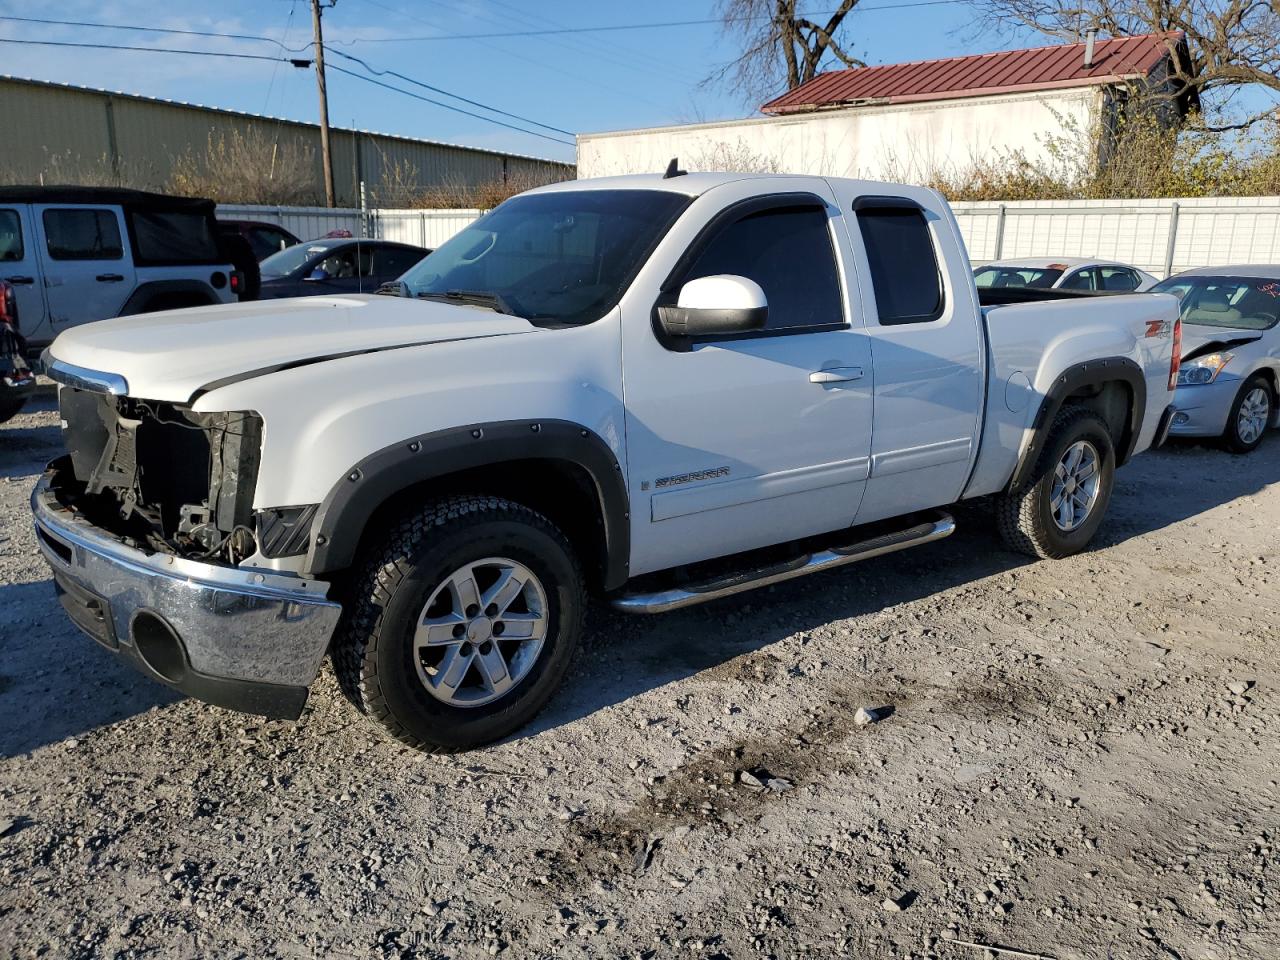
[657,275,767,338]
[305,267,330,282]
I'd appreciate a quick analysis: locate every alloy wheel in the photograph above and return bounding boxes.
[1049,439,1101,532]
[413,557,549,708]
[1236,387,1271,446]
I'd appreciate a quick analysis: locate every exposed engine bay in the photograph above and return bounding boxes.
[56,387,263,564]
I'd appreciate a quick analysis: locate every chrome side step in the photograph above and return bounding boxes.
[611,512,956,614]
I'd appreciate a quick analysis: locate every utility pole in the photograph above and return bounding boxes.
[310,0,337,207]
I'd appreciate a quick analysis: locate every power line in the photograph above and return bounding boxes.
[0,24,575,145]
[325,47,573,136]
[326,64,574,146]
[0,36,287,62]
[0,36,574,146]
[0,14,302,50]
[332,2,972,43]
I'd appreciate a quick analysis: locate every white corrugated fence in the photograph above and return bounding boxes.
[221,196,1280,278]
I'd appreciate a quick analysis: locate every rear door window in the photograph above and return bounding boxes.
[1099,267,1139,291]
[855,206,943,324]
[247,227,293,260]
[682,204,843,332]
[42,208,123,261]
[1059,268,1098,291]
[0,210,22,261]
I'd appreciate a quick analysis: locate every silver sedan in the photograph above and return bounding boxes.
[1154,266,1280,453]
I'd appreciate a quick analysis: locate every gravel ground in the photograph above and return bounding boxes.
[1,393,1277,960]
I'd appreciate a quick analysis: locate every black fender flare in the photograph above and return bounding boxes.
[119,279,220,315]
[1008,356,1147,492]
[306,419,631,589]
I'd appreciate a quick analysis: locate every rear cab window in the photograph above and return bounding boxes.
[854,201,944,324]
[42,208,124,261]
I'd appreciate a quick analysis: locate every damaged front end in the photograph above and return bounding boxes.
[56,387,264,565]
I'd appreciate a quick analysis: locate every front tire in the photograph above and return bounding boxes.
[1222,374,1273,454]
[997,405,1116,560]
[332,495,585,752]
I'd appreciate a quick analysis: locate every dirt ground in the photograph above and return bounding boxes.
[0,392,1276,960]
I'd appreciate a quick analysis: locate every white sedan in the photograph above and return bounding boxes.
[974,257,1159,293]
[1154,266,1280,453]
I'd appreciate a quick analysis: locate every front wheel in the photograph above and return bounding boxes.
[996,405,1116,560]
[1222,374,1273,454]
[332,495,585,752]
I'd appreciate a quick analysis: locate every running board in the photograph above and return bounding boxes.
[611,512,956,614]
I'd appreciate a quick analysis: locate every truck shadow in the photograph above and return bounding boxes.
[523,437,1280,741]
[0,394,62,479]
[0,580,180,758]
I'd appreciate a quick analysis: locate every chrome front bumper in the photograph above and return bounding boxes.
[31,462,342,719]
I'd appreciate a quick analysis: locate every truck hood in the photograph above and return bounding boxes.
[47,295,535,402]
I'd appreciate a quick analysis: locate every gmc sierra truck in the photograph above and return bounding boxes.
[33,173,1181,752]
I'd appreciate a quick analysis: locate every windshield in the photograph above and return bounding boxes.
[400,190,692,326]
[973,265,1064,289]
[260,242,330,279]
[1150,275,1280,330]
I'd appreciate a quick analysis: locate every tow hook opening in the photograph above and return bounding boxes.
[131,611,187,683]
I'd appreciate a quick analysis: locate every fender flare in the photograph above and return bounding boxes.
[306,419,631,589]
[119,279,220,316]
[1008,356,1147,492]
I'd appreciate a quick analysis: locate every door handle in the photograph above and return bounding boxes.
[96,273,125,282]
[4,275,33,285]
[809,366,864,384]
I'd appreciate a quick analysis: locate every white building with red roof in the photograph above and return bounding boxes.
[578,33,1187,181]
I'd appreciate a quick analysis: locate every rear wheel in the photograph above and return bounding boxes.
[1222,374,1273,454]
[997,405,1116,560]
[332,495,585,752]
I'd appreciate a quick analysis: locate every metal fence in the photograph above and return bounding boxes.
[953,197,1280,277]
[222,196,1280,277]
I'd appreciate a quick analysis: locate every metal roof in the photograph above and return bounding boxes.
[761,32,1181,115]
[0,74,572,168]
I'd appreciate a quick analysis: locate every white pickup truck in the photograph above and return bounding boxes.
[33,173,1181,752]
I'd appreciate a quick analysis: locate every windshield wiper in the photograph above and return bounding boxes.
[416,289,515,315]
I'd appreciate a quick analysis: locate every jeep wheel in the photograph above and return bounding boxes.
[1222,374,1273,454]
[996,405,1116,560]
[332,495,585,752]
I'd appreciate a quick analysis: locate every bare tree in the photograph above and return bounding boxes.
[972,0,1280,130]
[708,0,866,104]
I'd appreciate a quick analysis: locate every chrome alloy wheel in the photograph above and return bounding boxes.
[413,557,549,708]
[1050,440,1101,532]
[1236,386,1271,446]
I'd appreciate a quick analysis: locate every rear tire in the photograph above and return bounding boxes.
[997,405,1116,560]
[332,495,586,752]
[1221,374,1273,454]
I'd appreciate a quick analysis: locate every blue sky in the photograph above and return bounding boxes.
[0,0,1086,163]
